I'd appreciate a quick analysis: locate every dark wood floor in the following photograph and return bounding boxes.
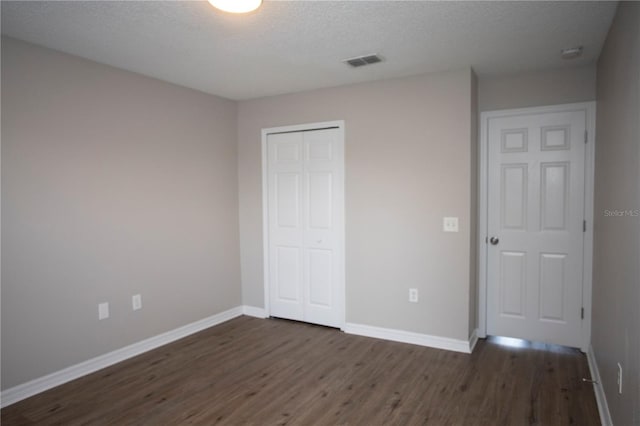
[2,316,600,425]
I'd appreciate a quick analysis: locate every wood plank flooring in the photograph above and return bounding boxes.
[2,316,600,425]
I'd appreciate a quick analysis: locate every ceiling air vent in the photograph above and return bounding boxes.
[343,54,383,68]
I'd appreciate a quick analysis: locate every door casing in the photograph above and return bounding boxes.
[261,120,346,329]
[478,102,595,352]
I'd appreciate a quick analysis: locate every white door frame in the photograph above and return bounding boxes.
[478,102,596,352]
[261,120,346,329]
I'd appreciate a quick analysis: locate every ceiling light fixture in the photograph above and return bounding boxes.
[207,0,262,14]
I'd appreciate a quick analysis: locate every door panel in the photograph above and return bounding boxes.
[274,138,300,162]
[306,138,333,161]
[487,110,585,348]
[307,249,332,307]
[267,127,344,328]
[276,246,302,301]
[501,128,528,153]
[538,253,566,322]
[540,163,569,230]
[275,173,300,228]
[307,172,332,229]
[500,251,526,317]
[501,164,528,230]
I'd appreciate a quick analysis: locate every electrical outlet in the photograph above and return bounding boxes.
[132,294,142,311]
[409,288,418,303]
[98,302,109,320]
[617,362,622,394]
[443,217,459,232]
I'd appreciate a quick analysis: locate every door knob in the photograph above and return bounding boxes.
[489,237,499,245]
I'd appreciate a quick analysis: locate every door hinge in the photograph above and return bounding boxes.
[584,130,588,144]
[583,220,587,232]
[581,307,584,319]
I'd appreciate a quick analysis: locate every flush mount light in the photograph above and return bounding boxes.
[561,46,583,60]
[208,0,262,13]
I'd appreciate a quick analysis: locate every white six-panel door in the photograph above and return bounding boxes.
[486,109,586,348]
[266,126,344,328]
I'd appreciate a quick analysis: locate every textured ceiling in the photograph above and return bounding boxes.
[1,1,617,100]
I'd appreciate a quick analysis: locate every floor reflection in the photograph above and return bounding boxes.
[487,335,580,354]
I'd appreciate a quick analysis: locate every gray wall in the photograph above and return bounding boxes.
[592,3,640,424]
[2,28,613,396]
[478,65,596,112]
[1,38,242,389]
[238,69,477,341]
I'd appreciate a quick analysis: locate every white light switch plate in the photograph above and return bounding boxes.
[132,294,142,311]
[98,302,109,320]
[443,217,459,232]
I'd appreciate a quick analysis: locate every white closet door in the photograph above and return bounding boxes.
[267,128,344,328]
[267,131,305,321]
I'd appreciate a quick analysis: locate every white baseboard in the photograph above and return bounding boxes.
[586,345,613,426]
[468,328,479,353]
[1,309,478,408]
[343,323,476,354]
[242,305,268,318]
[0,306,244,408]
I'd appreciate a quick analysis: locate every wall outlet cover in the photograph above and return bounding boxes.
[443,217,459,232]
